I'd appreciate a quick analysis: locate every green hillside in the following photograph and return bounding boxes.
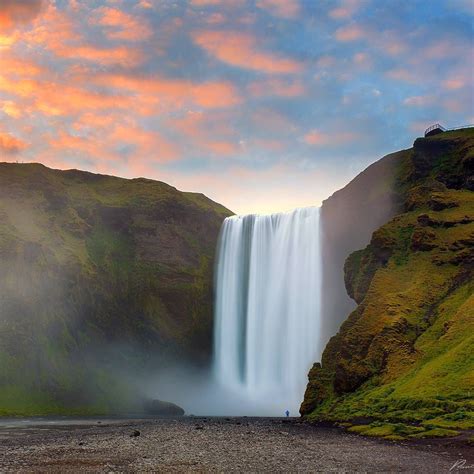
[0,163,231,415]
[301,129,474,440]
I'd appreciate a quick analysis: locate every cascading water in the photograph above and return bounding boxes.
[213,207,322,414]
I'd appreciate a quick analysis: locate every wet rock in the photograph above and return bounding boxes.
[144,399,185,417]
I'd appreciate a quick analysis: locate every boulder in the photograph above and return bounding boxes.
[144,399,185,416]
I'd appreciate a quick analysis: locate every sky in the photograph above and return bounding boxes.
[0,0,472,214]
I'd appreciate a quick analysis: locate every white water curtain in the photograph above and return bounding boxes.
[214,207,322,414]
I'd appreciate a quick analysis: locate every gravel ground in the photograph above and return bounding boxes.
[0,417,472,473]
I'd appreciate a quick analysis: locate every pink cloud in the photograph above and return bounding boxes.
[335,24,366,41]
[329,0,364,19]
[192,30,303,74]
[442,78,466,90]
[304,130,328,146]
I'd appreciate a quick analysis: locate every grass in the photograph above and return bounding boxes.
[0,162,231,416]
[303,129,474,439]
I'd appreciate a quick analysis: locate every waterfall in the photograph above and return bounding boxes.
[213,207,322,414]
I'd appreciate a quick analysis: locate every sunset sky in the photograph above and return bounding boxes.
[0,0,472,214]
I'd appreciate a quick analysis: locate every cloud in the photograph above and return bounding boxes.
[1,100,23,118]
[0,0,43,31]
[256,0,300,19]
[166,110,239,157]
[403,95,434,107]
[90,6,152,42]
[0,131,27,154]
[192,30,303,74]
[442,78,466,90]
[329,0,364,20]
[385,67,418,83]
[96,74,241,109]
[304,128,361,146]
[54,44,145,66]
[303,130,328,146]
[335,24,366,41]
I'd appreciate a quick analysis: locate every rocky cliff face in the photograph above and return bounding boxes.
[319,150,405,344]
[0,163,231,415]
[302,129,474,439]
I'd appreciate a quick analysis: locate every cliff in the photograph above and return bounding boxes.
[301,128,474,440]
[319,149,405,343]
[0,163,231,415]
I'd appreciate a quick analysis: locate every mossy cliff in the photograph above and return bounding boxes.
[301,129,474,439]
[0,163,231,415]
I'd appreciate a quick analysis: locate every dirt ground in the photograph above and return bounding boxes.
[0,417,472,472]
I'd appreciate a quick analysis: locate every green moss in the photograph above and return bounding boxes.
[0,162,232,415]
[302,128,474,439]
[409,428,460,438]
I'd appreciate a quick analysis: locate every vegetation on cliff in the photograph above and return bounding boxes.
[301,129,474,440]
[0,163,231,415]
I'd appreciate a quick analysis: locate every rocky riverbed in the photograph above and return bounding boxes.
[0,417,471,472]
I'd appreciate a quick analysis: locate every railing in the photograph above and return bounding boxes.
[447,124,474,131]
[424,123,474,137]
[424,123,446,136]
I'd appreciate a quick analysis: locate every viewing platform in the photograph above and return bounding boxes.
[424,123,474,137]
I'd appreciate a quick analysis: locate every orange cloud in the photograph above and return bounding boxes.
[54,43,145,66]
[0,0,43,31]
[91,6,152,42]
[166,110,239,157]
[256,0,300,18]
[192,30,303,74]
[21,4,144,66]
[335,24,365,41]
[111,124,180,163]
[97,74,241,109]
[0,55,44,76]
[0,131,27,154]
[1,100,22,118]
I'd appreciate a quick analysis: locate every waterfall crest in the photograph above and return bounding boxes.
[214,207,322,414]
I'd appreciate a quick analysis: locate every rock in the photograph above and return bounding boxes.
[144,399,185,416]
[130,430,141,437]
[410,228,436,251]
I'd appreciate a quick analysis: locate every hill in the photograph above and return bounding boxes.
[0,163,231,415]
[301,128,474,440]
